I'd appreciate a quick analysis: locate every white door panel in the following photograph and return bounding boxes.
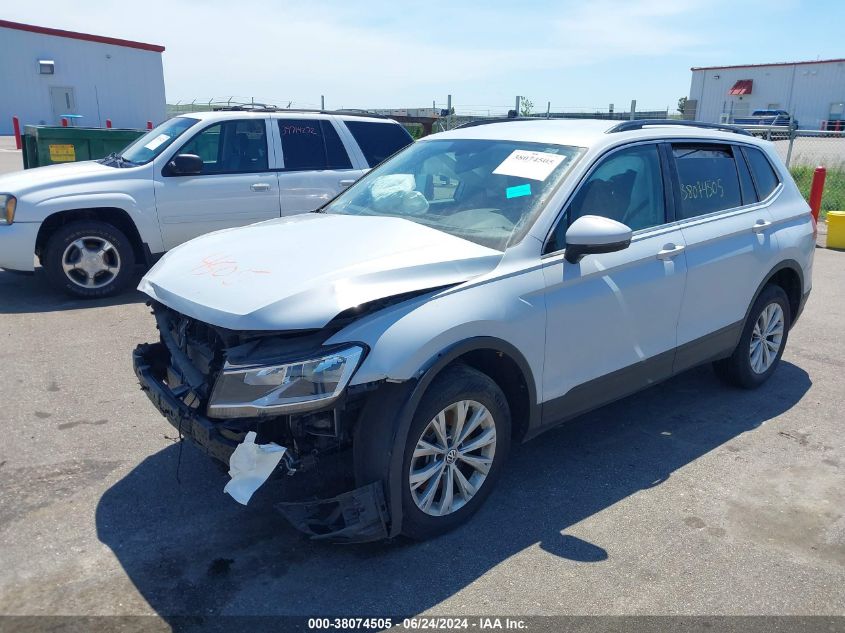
[155,172,281,249]
[154,118,280,249]
[678,208,778,344]
[542,229,687,403]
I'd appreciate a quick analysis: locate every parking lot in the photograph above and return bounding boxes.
[0,141,843,626]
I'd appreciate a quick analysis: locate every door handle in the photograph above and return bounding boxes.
[339,179,356,188]
[752,219,772,233]
[250,183,271,192]
[657,243,685,260]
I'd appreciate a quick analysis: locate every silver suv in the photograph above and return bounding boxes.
[133,119,815,542]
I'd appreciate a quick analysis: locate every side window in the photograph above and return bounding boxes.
[321,121,353,169]
[735,146,758,205]
[672,144,742,218]
[279,119,327,170]
[744,146,781,199]
[179,120,268,175]
[547,144,665,252]
[343,121,413,167]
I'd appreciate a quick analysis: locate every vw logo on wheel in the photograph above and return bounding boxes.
[445,448,458,465]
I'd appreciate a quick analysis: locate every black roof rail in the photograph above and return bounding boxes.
[212,105,390,119]
[607,119,752,136]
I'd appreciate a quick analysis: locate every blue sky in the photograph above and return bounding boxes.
[5,0,843,114]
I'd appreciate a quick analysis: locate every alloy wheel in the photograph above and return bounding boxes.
[61,237,121,289]
[408,399,497,516]
[749,302,784,374]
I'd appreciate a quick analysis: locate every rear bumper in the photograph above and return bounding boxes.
[132,342,390,542]
[0,222,39,271]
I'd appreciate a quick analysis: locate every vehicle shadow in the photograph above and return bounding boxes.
[95,361,811,623]
[0,268,147,314]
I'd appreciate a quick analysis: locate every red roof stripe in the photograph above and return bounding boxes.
[0,19,165,53]
[692,58,845,71]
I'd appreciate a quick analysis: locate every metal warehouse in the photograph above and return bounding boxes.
[0,20,165,135]
[687,58,845,130]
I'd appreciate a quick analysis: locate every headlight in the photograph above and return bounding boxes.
[207,345,364,418]
[0,195,15,225]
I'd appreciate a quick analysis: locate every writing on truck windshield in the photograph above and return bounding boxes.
[325,139,583,251]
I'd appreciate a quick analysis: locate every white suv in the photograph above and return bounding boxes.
[132,119,815,542]
[0,110,412,297]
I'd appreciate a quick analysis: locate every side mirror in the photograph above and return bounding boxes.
[166,153,203,176]
[564,215,633,264]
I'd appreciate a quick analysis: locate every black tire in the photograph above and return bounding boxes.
[713,284,791,389]
[400,364,511,540]
[43,220,136,298]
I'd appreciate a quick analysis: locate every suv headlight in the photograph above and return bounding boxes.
[207,345,364,418]
[0,195,16,225]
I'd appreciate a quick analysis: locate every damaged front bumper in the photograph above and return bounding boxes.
[132,342,390,542]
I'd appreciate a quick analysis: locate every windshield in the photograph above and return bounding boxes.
[119,117,199,165]
[324,139,583,250]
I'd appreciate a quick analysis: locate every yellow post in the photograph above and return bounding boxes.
[827,211,845,250]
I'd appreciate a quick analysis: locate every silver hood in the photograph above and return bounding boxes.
[139,213,502,330]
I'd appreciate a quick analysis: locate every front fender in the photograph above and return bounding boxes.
[33,191,164,254]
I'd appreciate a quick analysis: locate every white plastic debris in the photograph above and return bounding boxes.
[223,431,286,505]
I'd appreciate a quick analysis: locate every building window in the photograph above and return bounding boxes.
[38,60,55,75]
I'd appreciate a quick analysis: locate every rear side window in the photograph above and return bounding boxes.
[343,121,413,167]
[278,119,352,171]
[672,144,742,219]
[744,146,780,199]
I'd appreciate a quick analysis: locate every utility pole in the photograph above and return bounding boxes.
[447,94,452,129]
[515,95,521,117]
[546,101,551,119]
[321,95,325,110]
[629,99,637,120]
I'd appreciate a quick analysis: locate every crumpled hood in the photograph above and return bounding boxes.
[139,213,503,330]
[0,160,120,196]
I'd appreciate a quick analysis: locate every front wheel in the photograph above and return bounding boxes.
[43,221,136,298]
[713,284,791,389]
[400,364,511,540]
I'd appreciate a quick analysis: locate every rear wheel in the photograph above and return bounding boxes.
[713,284,791,389]
[43,221,136,298]
[400,364,511,540]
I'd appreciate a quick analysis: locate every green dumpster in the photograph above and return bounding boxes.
[21,125,147,169]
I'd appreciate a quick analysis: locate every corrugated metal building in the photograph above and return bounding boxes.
[687,58,845,129]
[0,20,165,135]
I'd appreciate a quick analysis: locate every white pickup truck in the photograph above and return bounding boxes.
[0,110,413,297]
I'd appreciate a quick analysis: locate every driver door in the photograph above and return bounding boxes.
[154,118,280,249]
[540,143,688,425]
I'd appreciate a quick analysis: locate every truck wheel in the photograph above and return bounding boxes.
[400,364,511,540]
[713,284,791,389]
[43,221,136,298]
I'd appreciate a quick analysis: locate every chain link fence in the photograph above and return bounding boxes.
[743,126,845,216]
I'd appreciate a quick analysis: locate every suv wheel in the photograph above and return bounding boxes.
[43,221,136,298]
[713,284,791,389]
[400,364,510,540]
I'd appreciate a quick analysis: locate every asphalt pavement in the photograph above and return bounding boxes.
[0,148,842,626]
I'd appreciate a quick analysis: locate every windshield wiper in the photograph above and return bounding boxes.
[100,152,136,167]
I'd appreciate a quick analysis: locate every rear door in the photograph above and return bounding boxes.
[273,118,365,216]
[154,118,280,249]
[540,142,688,425]
[668,141,780,371]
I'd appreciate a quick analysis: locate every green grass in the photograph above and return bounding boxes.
[790,165,845,218]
